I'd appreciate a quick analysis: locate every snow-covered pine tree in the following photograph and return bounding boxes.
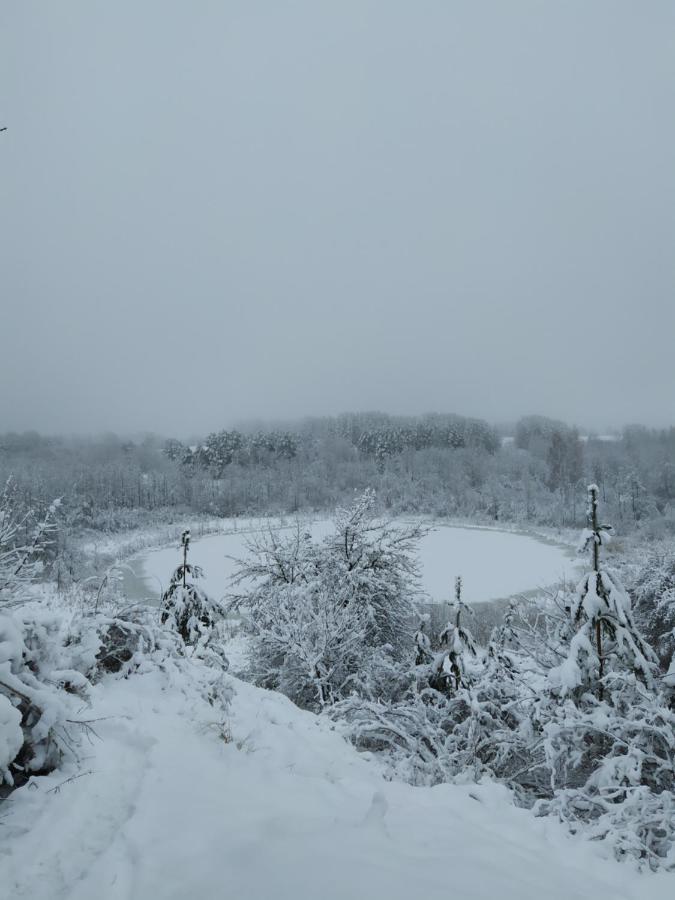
[550,485,657,699]
[529,486,675,868]
[431,576,478,692]
[435,583,537,785]
[160,530,221,647]
[485,597,519,677]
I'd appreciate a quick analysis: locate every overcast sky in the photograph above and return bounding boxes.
[1,2,674,437]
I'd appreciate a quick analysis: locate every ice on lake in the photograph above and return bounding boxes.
[124,518,578,606]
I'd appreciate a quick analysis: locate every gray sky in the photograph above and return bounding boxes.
[2,1,674,437]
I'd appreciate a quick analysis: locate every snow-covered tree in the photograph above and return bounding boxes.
[160,530,222,648]
[430,576,478,692]
[0,483,60,608]
[520,487,675,867]
[632,543,675,671]
[230,491,426,708]
[537,671,675,869]
[549,485,657,699]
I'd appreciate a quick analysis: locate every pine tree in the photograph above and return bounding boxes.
[431,576,478,692]
[160,530,221,647]
[554,485,657,699]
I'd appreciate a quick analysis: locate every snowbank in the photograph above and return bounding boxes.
[2,669,672,900]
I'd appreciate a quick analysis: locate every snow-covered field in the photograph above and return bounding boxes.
[123,518,578,606]
[3,667,672,900]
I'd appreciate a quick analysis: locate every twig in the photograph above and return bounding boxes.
[47,770,94,794]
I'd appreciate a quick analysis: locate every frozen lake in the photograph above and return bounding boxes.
[123,518,578,606]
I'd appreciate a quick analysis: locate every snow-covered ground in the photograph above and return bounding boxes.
[2,667,672,900]
[123,519,578,606]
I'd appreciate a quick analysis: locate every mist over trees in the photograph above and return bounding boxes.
[1,413,674,542]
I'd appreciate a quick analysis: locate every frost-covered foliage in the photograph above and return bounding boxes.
[334,586,527,787]
[535,673,675,870]
[632,544,675,670]
[430,576,479,692]
[514,491,675,867]
[413,615,432,666]
[1,595,232,790]
[0,493,70,784]
[333,643,527,788]
[160,529,224,651]
[331,487,675,869]
[0,492,231,790]
[549,487,658,699]
[2,413,675,539]
[0,484,60,609]
[230,490,426,708]
[0,602,143,786]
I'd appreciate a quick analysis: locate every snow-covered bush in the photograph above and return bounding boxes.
[413,614,433,665]
[1,596,233,789]
[335,595,530,788]
[0,486,60,609]
[332,688,453,785]
[632,543,675,671]
[1,494,73,786]
[0,603,96,786]
[1,495,230,790]
[229,491,426,709]
[0,691,22,784]
[548,788,675,871]
[536,673,675,869]
[244,579,368,707]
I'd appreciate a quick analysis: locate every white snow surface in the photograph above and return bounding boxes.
[1,668,672,900]
[125,519,577,606]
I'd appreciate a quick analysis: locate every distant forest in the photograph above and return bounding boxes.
[1,412,674,537]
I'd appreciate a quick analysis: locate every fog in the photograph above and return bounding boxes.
[1,1,674,437]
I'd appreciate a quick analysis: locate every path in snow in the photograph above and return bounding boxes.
[2,670,672,900]
[123,518,578,606]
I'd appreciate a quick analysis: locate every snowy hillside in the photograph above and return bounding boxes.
[2,665,673,900]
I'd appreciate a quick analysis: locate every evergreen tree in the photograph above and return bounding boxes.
[160,530,221,647]
[551,485,656,699]
[431,576,478,692]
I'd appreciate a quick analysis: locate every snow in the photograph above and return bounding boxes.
[416,525,576,603]
[0,693,22,781]
[665,659,675,689]
[124,519,578,606]
[2,668,672,900]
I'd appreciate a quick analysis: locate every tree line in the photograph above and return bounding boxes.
[1,413,674,540]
